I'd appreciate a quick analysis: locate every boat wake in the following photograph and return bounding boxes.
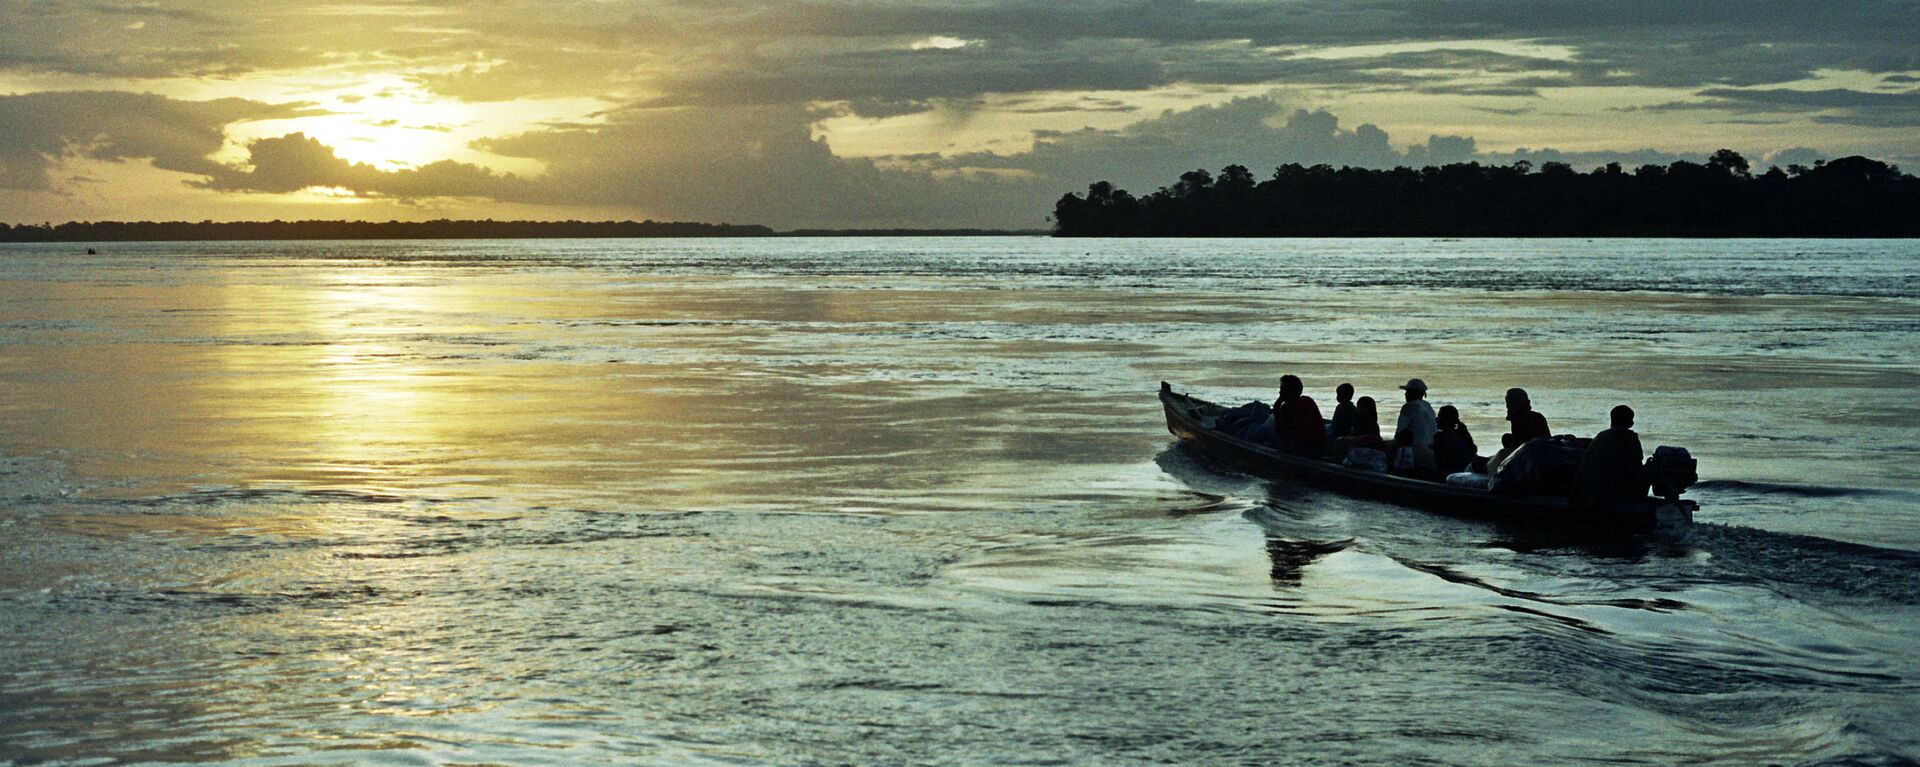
[1692,478,1896,499]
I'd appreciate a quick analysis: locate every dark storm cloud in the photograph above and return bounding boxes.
[699,0,1378,46]
[83,2,218,22]
[574,0,1920,124]
[647,0,1917,83]
[6,0,1916,119]
[1003,96,1139,114]
[643,43,1596,116]
[0,91,316,189]
[1624,87,1920,128]
[641,41,1168,112]
[1160,47,1568,93]
[1699,88,1920,112]
[1399,0,1887,33]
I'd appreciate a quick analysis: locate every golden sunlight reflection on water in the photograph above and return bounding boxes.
[0,261,1133,515]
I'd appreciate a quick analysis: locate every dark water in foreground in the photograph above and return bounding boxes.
[1,238,1918,765]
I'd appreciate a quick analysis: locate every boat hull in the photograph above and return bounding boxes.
[1160,383,1694,531]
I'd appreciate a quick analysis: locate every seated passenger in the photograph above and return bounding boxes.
[1431,405,1477,475]
[1490,387,1551,473]
[1392,378,1438,473]
[1328,383,1358,440]
[1574,405,1649,509]
[1271,374,1326,457]
[1332,396,1387,460]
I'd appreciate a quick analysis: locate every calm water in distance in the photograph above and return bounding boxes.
[1,237,1917,765]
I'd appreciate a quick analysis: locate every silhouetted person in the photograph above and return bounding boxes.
[1432,405,1477,475]
[1574,405,1648,509]
[1271,374,1325,457]
[1491,387,1551,472]
[1354,397,1380,438]
[1328,382,1357,439]
[1392,378,1437,472]
[1333,396,1387,461]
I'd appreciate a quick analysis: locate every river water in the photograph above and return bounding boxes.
[1,238,1916,765]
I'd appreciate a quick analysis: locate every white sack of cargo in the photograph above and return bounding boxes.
[1446,472,1493,490]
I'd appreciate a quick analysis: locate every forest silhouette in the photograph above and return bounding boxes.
[1052,151,1920,237]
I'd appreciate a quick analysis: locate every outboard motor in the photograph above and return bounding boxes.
[1646,446,1698,501]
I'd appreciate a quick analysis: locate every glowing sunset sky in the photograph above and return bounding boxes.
[2,1,1917,228]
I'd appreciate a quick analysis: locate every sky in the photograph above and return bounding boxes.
[2,0,1917,229]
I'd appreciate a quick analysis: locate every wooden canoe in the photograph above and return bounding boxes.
[1159,382,1695,531]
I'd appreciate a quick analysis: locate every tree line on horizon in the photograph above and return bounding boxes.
[1051,151,1920,237]
[0,218,775,242]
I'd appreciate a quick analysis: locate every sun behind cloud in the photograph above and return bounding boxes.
[216,74,601,179]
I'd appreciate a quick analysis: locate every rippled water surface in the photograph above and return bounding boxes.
[2,238,1917,765]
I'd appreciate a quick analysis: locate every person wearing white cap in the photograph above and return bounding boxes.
[1393,378,1438,472]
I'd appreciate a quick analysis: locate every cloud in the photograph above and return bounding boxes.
[1699,87,1920,112]
[479,104,1038,227]
[0,1,313,78]
[1625,87,1920,128]
[934,97,1421,194]
[1502,146,1686,169]
[12,0,1911,114]
[1406,135,1480,167]
[196,133,527,199]
[1002,96,1140,114]
[409,51,649,102]
[199,96,1705,227]
[0,89,1030,226]
[640,40,1168,112]
[0,91,315,190]
[1,87,1872,228]
[1764,147,1828,169]
[609,0,1920,107]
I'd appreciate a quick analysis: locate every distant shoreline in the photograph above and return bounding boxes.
[6,226,1914,243]
[5,233,1915,244]
[4,226,1917,244]
[0,219,1049,243]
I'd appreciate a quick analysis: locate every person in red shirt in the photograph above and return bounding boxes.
[1272,374,1326,457]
